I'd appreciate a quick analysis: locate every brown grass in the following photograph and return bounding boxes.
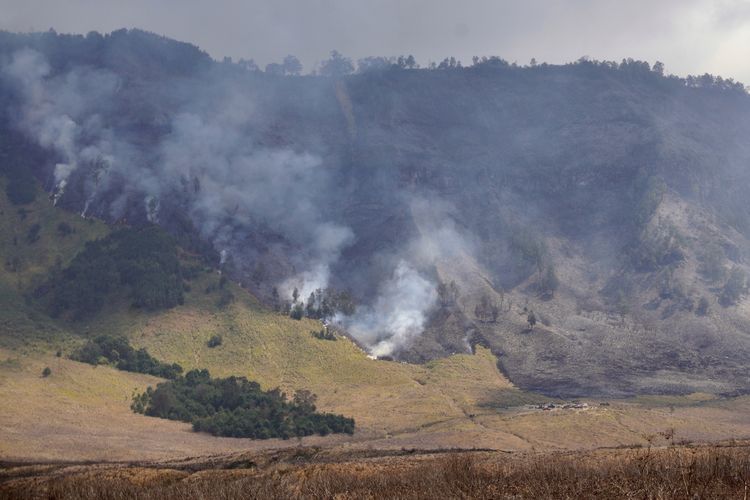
[4,443,750,499]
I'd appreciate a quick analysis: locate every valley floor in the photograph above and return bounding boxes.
[3,347,750,463]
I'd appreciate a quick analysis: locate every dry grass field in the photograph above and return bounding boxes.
[4,442,750,499]
[4,341,750,463]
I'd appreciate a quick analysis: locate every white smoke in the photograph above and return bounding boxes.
[342,260,438,357]
[340,197,475,356]
[3,49,354,297]
[2,49,469,358]
[156,110,354,293]
[2,49,119,204]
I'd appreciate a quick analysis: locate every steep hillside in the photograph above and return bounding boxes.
[2,29,750,397]
[2,179,750,461]
[0,180,541,455]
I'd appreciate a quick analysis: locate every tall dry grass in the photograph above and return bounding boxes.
[4,444,750,499]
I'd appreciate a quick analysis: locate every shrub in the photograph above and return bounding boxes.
[207,334,223,348]
[311,328,336,341]
[41,367,51,377]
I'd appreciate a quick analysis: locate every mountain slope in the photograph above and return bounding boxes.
[2,29,750,397]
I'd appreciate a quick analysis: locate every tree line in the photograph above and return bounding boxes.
[71,334,183,379]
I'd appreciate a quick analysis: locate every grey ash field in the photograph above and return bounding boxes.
[2,28,750,498]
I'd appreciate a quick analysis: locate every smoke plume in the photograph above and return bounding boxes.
[1,46,474,358]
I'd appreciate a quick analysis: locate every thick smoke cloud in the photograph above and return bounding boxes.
[1,47,454,356]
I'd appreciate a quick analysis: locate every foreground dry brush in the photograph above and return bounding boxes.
[3,442,750,499]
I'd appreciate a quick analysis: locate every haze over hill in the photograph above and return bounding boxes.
[2,29,750,398]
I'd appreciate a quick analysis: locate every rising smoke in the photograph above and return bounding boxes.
[1,47,452,357]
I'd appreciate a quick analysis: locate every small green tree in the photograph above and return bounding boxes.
[41,367,52,377]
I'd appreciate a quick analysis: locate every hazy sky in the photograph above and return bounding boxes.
[2,0,750,82]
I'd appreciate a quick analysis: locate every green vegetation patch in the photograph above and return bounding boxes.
[38,225,184,319]
[131,368,355,439]
[71,334,183,379]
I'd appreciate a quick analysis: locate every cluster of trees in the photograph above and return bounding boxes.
[71,334,183,379]
[263,55,303,76]
[131,369,355,439]
[283,287,355,321]
[38,226,184,319]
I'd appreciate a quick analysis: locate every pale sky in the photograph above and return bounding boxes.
[1,0,750,82]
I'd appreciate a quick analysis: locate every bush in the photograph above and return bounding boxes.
[311,328,336,341]
[132,369,355,439]
[207,334,223,348]
[41,367,51,377]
